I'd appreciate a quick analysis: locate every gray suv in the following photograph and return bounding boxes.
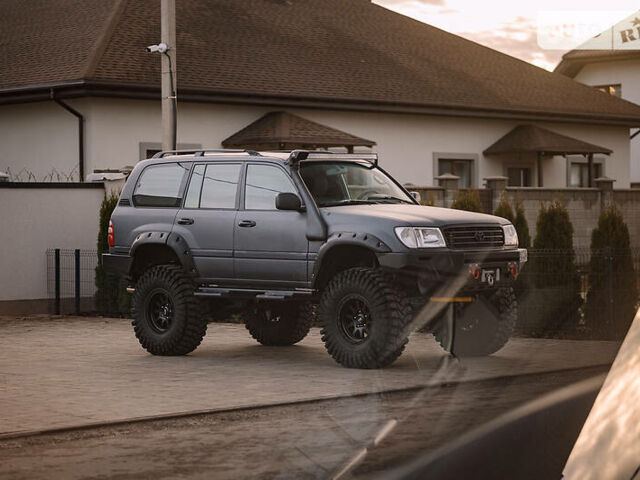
[103,150,527,368]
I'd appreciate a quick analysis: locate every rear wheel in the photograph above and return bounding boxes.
[434,287,516,357]
[319,267,412,369]
[244,302,313,346]
[131,265,207,355]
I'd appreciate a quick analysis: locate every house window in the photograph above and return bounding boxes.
[594,84,622,97]
[569,162,602,187]
[507,167,532,187]
[438,159,472,188]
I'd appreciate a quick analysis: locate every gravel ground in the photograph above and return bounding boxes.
[0,366,607,480]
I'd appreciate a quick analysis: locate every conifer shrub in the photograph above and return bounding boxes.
[451,190,483,212]
[584,205,638,339]
[95,191,129,315]
[493,195,514,223]
[519,201,582,336]
[514,202,531,249]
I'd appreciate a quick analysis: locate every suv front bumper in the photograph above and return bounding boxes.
[377,248,527,289]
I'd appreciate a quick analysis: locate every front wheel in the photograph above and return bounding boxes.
[319,268,412,369]
[131,265,207,355]
[434,287,517,357]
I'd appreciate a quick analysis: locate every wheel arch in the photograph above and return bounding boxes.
[312,233,391,290]
[129,232,196,282]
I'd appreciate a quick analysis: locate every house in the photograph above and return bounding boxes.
[555,10,640,185]
[3,0,640,314]
[2,0,640,189]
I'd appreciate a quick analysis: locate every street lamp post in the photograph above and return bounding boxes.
[160,0,177,151]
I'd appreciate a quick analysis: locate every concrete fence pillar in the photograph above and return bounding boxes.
[484,176,509,213]
[435,174,460,208]
[595,176,615,209]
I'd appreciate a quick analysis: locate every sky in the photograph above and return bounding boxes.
[374,0,640,71]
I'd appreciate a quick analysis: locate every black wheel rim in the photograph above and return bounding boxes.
[146,289,174,333]
[338,295,371,344]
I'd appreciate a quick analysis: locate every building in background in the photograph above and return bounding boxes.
[1,0,640,189]
[555,10,640,186]
[3,0,640,314]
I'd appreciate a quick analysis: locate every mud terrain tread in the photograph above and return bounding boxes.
[319,267,412,369]
[244,303,314,346]
[132,264,206,355]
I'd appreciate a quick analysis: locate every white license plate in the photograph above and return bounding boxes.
[481,268,500,286]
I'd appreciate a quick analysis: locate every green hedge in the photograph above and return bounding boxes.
[451,190,483,212]
[94,191,130,315]
[584,206,638,339]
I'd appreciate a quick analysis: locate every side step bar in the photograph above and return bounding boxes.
[194,287,315,300]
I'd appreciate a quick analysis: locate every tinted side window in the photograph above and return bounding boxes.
[199,164,241,209]
[133,163,189,207]
[245,164,296,210]
[184,164,205,208]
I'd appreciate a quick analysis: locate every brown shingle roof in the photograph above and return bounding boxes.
[483,124,613,155]
[3,0,640,125]
[221,111,375,149]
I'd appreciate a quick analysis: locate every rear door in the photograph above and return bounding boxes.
[172,162,242,281]
[234,163,309,287]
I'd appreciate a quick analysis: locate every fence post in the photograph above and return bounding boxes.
[484,176,508,214]
[54,248,61,315]
[75,249,81,315]
[434,173,460,208]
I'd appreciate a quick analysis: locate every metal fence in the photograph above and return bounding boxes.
[46,249,98,315]
[517,247,640,339]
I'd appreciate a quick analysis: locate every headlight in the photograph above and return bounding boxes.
[395,227,446,248]
[503,224,518,247]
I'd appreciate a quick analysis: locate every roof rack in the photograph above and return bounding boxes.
[287,150,378,166]
[152,149,261,158]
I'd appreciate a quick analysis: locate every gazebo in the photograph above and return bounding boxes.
[484,124,612,187]
[222,111,375,153]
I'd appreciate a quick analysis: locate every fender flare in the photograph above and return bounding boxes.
[311,232,391,286]
[129,231,197,276]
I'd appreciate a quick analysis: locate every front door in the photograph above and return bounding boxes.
[172,162,242,281]
[234,163,308,287]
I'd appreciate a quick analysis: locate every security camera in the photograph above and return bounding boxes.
[146,43,168,54]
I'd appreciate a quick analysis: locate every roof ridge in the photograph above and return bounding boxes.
[82,0,127,80]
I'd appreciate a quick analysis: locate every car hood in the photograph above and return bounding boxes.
[322,204,509,228]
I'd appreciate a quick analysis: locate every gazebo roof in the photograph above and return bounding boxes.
[483,124,612,156]
[222,111,375,150]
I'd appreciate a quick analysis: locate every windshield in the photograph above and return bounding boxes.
[300,161,415,206]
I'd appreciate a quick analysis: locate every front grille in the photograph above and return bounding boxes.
[443,225,504,249]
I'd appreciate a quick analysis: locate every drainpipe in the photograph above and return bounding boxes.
[50,89,85,182]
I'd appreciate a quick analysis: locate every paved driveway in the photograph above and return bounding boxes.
[0,316,620,437]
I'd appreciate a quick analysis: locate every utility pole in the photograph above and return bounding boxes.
[161,0,177,151]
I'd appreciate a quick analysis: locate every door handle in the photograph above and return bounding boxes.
[177,218,194,225]
[238,220,257,228]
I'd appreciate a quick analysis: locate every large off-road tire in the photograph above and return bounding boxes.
[434,287,517,357]
[319,267,412,369]
[131,264,207,355]
[243,302,313,346]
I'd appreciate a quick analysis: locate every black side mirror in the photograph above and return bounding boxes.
[276,192,303,211]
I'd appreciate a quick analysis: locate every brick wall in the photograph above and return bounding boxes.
[409,178,640,248]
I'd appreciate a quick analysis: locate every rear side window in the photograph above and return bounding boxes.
[184,163,241,209]
[133,163,189,207]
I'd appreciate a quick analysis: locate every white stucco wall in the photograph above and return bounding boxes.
[0,97,632,188]
[0,186,104,302]
[573,58,640,182]
[83,98,633,188]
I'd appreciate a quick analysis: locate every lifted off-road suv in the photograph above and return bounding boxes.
[103,149,527,368]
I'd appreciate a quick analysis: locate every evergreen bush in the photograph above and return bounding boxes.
[451,190,483,212]
[493,195,514,223]
[514,202,531,249]
[584,205,638,339]
[95,190,129,315]
[519,201,582,336]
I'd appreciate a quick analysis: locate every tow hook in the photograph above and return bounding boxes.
[508,262,519,279]
[126,287,135,294]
